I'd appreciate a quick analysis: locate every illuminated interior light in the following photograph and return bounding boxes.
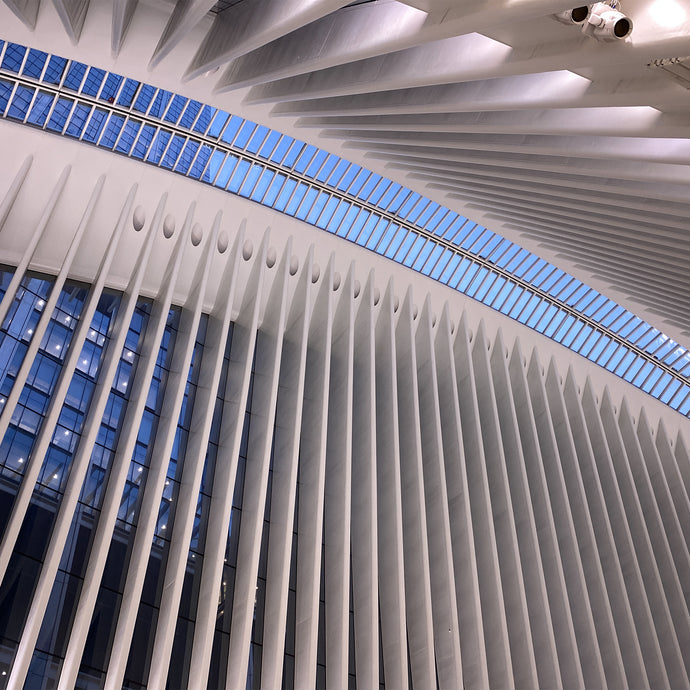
[651,0,687,27]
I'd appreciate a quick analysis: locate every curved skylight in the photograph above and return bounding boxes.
[1,38,689,417]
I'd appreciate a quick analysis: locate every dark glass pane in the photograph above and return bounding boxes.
[22,49,48,79]
[1,43,26,72]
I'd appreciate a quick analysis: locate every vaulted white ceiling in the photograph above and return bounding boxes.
[3,0,690,343]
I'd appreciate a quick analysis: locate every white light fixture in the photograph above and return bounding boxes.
[584,2,633,40]
[553,6,591,24]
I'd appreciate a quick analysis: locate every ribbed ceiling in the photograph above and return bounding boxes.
[2,0,690,342]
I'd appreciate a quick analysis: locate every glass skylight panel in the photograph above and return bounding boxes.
[2,39,689,416]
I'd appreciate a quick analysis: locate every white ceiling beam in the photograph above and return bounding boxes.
[295,108,690,139]
[329,128,690,165]
[215,0,585,90]
[269,76,684,118]
[184,0,352,80]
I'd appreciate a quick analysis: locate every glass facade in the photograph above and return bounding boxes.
[0,265,311,689]
[0,278,122,687]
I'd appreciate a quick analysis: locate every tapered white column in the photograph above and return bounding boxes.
[350,272,378,690]
[187,233,268,690]
[374,282,408,690]
[454,315,514,690]
[435,306,489,690]
[563,370,647,689]
[225,241,292,690]
[294,259,335,689]
[395,289,436,690]
[146,217,243,690]
[259,249,313,689]
[490,333,562,690]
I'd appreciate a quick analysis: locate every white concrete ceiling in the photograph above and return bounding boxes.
[2,0,690,344]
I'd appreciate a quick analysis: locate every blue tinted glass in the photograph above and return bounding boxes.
[270,135,294,163]
[0,79,14,113]
[258,130,281,158]
[164,94,187,123]
[26,91,54,127]
[99,73,123,102]
[133,84,156,112]
[117,78,139,107]
[233,121,256,149]
[22,49,48,78]
[190,144,213,179]
[203,150,225,184]
[2,43,26,72]
[228,159,251,193]
[115,120,142,153]
[149,89,172,118]
[207,111,228,138]
[99,114,125,148]
[46,97,73,132]
[82,108,108,143]
[245,124,269,154]
[132,124,156,159]
[161,134,186,169]
[43,55,67,84]
[147,130,171,164]
[220,115,243,144]
[293,144,317,174]
[179,99,201,128]
[7,85,35,120]
[81,67,106,96]
[175,140,200,174]
[193,104,216,133]
[64,103,92,137]
[63,61,87,91]
[0,281,89,486]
